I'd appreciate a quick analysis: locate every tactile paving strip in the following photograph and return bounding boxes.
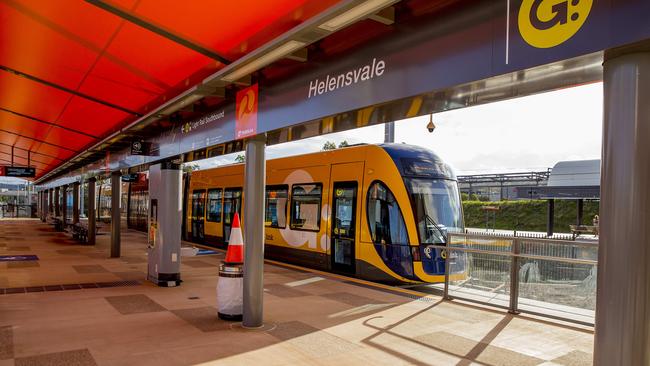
[0,280,141,295]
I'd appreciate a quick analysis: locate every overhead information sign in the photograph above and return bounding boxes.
[0,166,36,178]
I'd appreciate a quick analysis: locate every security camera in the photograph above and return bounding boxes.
[426,116,436,133]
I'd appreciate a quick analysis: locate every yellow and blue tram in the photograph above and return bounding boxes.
[183,143,465,284]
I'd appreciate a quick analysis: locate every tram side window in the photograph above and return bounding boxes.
[191,190,206,220]
[206,189,223,222]
[265,186,288,228]
[290,184,322,231]
[224,188,242,225]
[366,182,409,245]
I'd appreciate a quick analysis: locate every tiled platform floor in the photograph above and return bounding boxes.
[0,220,594,366]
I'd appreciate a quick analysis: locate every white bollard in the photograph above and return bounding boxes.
[216,263,243,321]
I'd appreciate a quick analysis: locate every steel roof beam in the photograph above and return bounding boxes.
[0,65,142,117]
[85,0,232,65]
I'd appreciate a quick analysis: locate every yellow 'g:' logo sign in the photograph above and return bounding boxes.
[519,0,592,48]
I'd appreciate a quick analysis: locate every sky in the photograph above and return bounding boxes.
[196,82,603,175]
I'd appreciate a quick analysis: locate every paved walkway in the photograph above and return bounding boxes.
[0,220,594,366]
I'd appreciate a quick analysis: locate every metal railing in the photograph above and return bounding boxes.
[434,232,598,325]
[1,204,37,218]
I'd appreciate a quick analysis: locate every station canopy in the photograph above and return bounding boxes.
[0,0,340,178]
[516,160,601,200]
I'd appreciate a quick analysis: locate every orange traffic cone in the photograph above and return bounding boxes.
[224,213,243,265]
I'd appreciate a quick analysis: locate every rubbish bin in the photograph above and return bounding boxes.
[216,263,243,321]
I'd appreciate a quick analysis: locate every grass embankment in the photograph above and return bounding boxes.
[463,200,599,232]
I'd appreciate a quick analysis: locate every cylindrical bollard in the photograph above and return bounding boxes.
[217,263,243,321]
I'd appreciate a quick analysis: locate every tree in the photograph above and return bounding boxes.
[234,154,245,163]
[322,140,349,150]
[461,192,470,201]
[322,141,336,151]
[182,164,199,173]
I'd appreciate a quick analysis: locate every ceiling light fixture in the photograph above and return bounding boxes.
[221,40,307,83]
[318,0,397,32]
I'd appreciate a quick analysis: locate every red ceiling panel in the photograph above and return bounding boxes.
[103,22,215,88]
[0,71,71,122]
[56,96,131,136]
[0,0,342,179]
[0,134,18,147]
[127,0,341,60]
[0,110,92,147]
[32,142,75,161]
[0,1,108,90]
[77,57,165,112]
[36,128,94,152]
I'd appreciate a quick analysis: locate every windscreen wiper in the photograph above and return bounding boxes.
[424,213,447,243]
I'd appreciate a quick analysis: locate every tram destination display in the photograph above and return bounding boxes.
[0,166,36,177]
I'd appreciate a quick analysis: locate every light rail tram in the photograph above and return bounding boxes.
[182,143,465,284]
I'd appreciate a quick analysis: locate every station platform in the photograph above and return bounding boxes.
[0,220,594,366]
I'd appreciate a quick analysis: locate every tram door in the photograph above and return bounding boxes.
[223,188,242,243]
[329,162,363,274]
[191,190,206,243]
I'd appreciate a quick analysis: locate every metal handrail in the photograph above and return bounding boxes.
[440,232,598,325]
[428,244,598,265]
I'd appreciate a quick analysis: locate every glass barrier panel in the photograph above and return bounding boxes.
[517,238,597,323]
[447,235,513,306]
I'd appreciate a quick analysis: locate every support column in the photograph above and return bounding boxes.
[54,186,60,217]
[546,199,554,237]
[37,191,41,221]
[41,191,46,222]
[72,182,80,224]
[242,135,266,328]
[48,189,53,216]
[61,184,68,225]
[594,47,650,366]
[110,171,121,257]
[88,178,96,245]
[384,121,395,143]
[576,199,584,226]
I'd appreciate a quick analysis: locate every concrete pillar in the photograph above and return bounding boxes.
[61,184,68,225]
[41,191,46,222]
[79,181,85,218]
[48,189,53,216]
[37,191,41,221]
[594,47,650,366]
[54,186,60,217]
[110,171,121,257]
[546,199,554,237]
[72,182,80,224]
[88,178,96,245]
[242,135,266,328]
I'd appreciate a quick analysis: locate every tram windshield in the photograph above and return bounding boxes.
[405,178,463,244]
